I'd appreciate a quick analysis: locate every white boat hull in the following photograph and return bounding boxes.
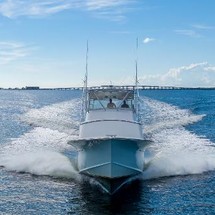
[69,137,145,194]
[70,138,144,178]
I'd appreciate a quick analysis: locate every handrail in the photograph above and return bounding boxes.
[81,119,141,125]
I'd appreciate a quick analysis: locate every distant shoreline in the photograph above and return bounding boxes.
[1,86,215,91]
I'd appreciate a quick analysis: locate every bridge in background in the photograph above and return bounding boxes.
[39,85,215,91]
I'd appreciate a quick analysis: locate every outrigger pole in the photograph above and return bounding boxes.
[85,40,89,90]
[81,41,89,121]
[135,37,139,89]
[135,37,140,121]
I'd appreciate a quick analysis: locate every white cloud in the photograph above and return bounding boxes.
[0,41,35,64]
[88,62,215,87]
[175,29,200,38]
[110,30,131,34]
[91,8,126,21]
[139,62,215,87]
[143,37,155,44]
[0,1,74,18]
[175,23,215,38]
[204,66,215,71]
[192,24,215,30]
[93,63,215,87]
[86,0,130,10]
[0,0,134,20]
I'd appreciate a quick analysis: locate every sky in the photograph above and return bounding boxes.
[1,0,215,88]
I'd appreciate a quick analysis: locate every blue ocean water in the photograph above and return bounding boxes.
[1,89,215,214]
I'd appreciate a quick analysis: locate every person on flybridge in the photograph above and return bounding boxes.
[121,100,129,108]
[107,98,116,108]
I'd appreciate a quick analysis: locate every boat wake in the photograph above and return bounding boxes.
[1,96,215,185]
[0,99,80,181]
[0,150,79,179]
[21,98,81,135]
[140,97,215,179]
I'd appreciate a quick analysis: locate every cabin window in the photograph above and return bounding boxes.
[88,90,135,111]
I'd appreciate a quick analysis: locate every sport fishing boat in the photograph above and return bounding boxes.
[68,85,147,194]
[68,40,147,194]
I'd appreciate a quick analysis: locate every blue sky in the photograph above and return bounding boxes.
[1,0,215,88]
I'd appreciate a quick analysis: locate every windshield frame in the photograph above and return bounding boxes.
[88,89,135,111]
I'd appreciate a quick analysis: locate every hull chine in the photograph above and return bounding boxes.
[75,138,145,181]
[80,161,142,178]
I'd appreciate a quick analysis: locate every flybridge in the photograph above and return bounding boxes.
[87,85,137,90]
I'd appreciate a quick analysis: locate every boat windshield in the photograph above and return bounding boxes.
[88,89,134,110]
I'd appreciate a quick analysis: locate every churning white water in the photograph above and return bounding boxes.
[0,99,80,180]
[1,96,215,182]
[141,97,215,179]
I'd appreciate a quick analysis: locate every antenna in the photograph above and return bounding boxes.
[84,40,89,111]
[81,41,89,121]
[135,37,139,88]
[134,37,140,121]
[85,40,89,89]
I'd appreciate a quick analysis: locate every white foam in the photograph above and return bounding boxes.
[2,95,215,183]
[0,99,80,180]
[1,127,77,154]
[21,99,81,135]
[140,97,205,134]
[143,151,215,180]
[0,151,79,180]
[140,97,215,180]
